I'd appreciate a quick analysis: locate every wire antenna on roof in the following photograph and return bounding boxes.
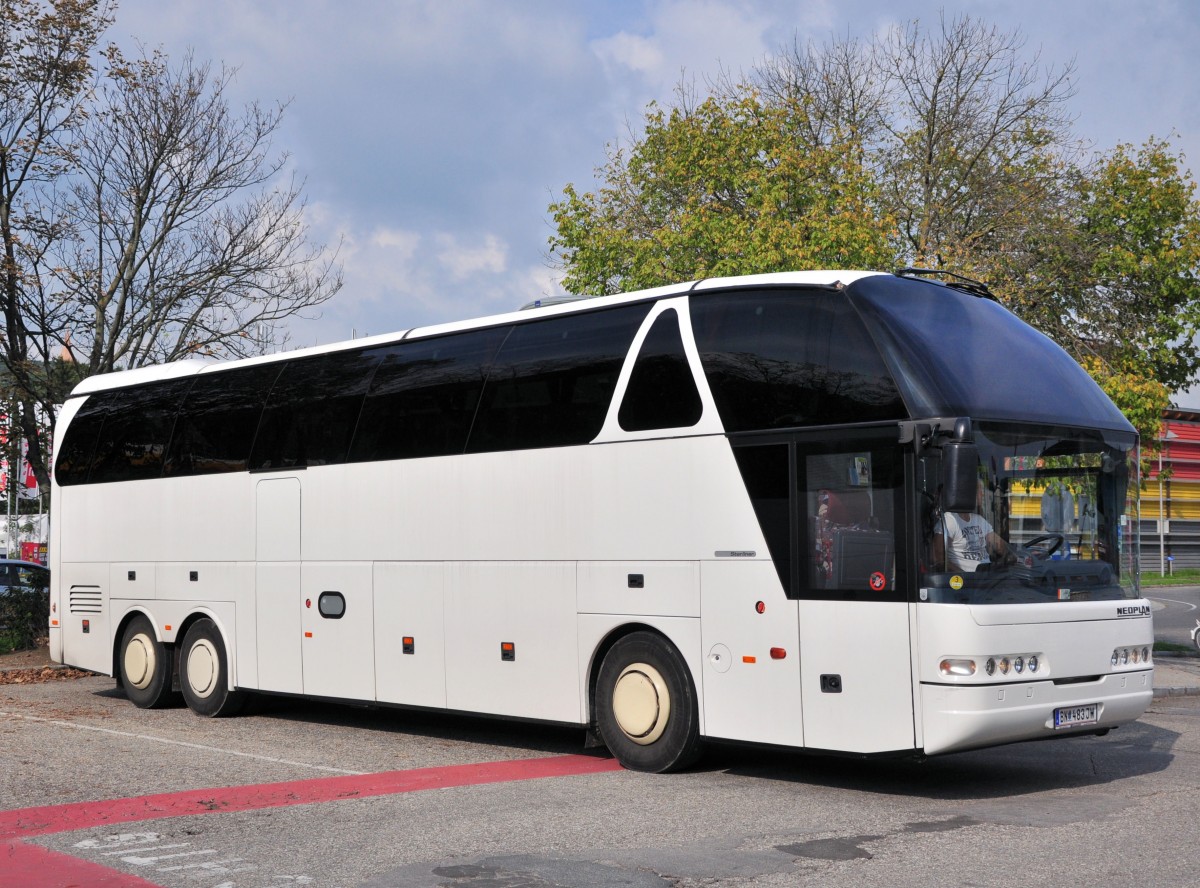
[895,267,996,301]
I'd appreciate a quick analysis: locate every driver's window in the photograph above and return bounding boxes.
[805,448,899,595]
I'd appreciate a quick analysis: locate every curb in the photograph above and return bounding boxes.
[1153,686,1200,698]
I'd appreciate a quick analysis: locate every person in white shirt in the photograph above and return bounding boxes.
[934,510,1010,572]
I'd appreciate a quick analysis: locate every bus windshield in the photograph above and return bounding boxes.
[921,422,1139,604]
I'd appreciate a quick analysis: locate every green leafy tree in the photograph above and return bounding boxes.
[549,89,893,295]
[1073,139,1200,393]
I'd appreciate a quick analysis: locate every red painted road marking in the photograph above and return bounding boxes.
[2,754,621,887]
[1,840,163,886]
[1,754,621,841]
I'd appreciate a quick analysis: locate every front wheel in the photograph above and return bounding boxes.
[119,615,177,708]
[179,618,244,717]
[595,632,702,772]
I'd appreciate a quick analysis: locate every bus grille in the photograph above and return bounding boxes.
[69,586,103,614]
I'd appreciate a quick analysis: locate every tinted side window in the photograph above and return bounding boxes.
[690,291,905,432]
[467,304,651,453]
[88,379,194,484]
[732,443,792,595]
[251,349,381,469]
[165,364,282,476]
[618,309,703,432]
[349,326,511,462]
[54,393,115,486]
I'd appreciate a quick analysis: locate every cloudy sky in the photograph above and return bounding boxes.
[111,0,1200,384]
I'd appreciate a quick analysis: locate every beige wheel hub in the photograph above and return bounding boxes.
[123,633,155,689]
[186,638,220,699]
[612,662,670,745]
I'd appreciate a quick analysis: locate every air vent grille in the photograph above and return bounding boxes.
[69,586,103,614]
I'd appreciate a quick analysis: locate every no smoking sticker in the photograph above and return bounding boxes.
[869,571,887,591]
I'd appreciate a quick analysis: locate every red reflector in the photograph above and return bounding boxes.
[755,601,766,614]
[743,655,756,663]
[770,647,787,659]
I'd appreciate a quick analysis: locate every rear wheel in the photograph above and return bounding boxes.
[179,618,244,717]
[119,615,176,709]
[595,632,702,772]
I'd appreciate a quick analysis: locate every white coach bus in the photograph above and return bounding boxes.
[49,270,1153,772]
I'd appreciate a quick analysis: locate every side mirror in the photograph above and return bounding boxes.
[942,441,980,512]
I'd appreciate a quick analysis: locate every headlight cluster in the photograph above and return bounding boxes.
[938,654,1043,678]
[984,655,1039,677]
[1111,647,1151,668]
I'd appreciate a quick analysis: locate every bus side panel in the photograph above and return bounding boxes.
[255,564,301,693]
[799,600,916,753]
[374,562,447,709]
[57,561,111,675]
[445,561,579,723]
[578,562,699,617]
[301,562,375,700]
[155,563,244,603]
[699,560,803,746]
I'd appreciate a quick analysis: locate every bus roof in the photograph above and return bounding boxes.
[68,271,884,396]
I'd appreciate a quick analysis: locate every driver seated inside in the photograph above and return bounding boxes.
[933,509,1010,572]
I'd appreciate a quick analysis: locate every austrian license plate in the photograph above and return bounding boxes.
[1053,703,1099,729]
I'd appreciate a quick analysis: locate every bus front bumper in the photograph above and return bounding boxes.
[920,669,1153,755]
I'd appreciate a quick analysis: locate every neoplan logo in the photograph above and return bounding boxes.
[1116,605,1151,617]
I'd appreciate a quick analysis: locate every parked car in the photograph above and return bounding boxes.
[0,559,50,642]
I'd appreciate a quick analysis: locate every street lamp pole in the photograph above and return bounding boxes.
[1159,427,1179,577]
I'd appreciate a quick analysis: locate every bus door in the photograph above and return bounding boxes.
[795,436,916,753]
[704,442,803,747]
[255,477,302,693]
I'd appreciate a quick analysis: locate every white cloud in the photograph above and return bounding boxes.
[435,233,508,281]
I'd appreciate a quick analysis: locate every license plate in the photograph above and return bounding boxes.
[1054,703,1099,729]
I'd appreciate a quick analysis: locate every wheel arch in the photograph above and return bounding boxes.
[111,606,162,687]
[585,621,700,730]
[174,608,238,692]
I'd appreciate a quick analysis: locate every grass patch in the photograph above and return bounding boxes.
[1140,568,1200,587]
[1155,640,1197,654]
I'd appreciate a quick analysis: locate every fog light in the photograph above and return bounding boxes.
[1120,648,1130,665]
[1143,647,1151,663]
[1111,649,1119,667]
[940,658,976,677]
[1028,656,1039,674]
[998,657,1010,675]
[1131,648,1141,664]
[985,658,996,676]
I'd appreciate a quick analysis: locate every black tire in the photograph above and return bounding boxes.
[595,631,702,773]
[179,617,244,717]
[118,615,177,709]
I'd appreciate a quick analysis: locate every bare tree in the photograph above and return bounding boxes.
[0,0,110,494]
[0,10,342,493]
[753,13,1081,268]
[874,14,1080,266]
[60,48,341,372]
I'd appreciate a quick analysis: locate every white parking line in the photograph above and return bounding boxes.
[1148,597,1199,611]
[0,712,364,775]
